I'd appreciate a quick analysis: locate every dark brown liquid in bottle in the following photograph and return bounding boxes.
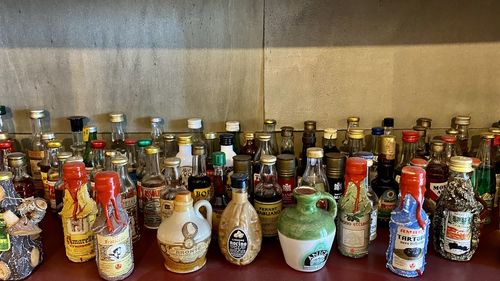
[14,177,35,198]
[188,176,211,193]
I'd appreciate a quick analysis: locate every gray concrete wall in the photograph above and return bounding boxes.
[1,0,499,134]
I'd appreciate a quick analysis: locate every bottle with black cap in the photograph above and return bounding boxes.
[68,116,86,157]
[383,117,394,136]
[325,152,346,201]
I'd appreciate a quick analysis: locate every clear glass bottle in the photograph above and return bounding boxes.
[454,115,471,156]
[299,148,329,195]
[67,116,86,157]
[142,145,165,229]
[83,125,97,172]
[109,113,127,154]
[90,140,106,196]
[162,133,177,158]
[104,150,117,171]
[28,109,46,180]
[322,128,340,154]
[0,105,15,134]
[416,117,432,155]
[188,117,206,149]
[277,154,296,207]
[369,127,384,175]
[226,121,241,155]
[348,129,364,157]
[161,157,186,221]
[253,155,282,238]
[7,152,35,198]
[211,151,229,235]
[136,139,153,212]
[124,139,138,184]
[42,140,62,201]
[242,132,257,159]
[395,131,419,182]
[280,126,295,155]
[188,145,212,205]
[413,125,428,159]
[383,117,394,136]
[220,134,236,169]
[342,116,360,150]
[112,155,140,242]
[424,140,449,215]
[253,134,274,187]
[354,152,379,242]
[150,117,164,148]
[176,134,193,187]
[325,152,346,201]
[264,119,279,155]
[53,152,72,212]
[441,135,461,163]
[475,132,496,224]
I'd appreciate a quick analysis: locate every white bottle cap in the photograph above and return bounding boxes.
[187,118,202,129]
[226,121,240,132]
[29,109,45,119]
[151,117,163,123]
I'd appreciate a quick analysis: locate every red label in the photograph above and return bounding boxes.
[143,187,161,199]
[278,176,296,206]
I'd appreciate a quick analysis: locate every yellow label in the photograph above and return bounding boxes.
[192,187,211,202]
[63,217,96,262]
[96,225,134,278]
[83,127,90,142]
[254,200,282,237]
[159,237,210,273]
[40,171,49,199]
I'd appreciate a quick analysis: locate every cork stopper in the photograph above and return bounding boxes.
[306,147,324,158]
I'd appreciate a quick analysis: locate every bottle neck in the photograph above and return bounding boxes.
[192,154,207,176]
[112,164,129,191]
[92,148,105,169]
[264,124,276,133]
[190,128,204,144]
[398,141,417,166]
[111,122,126,142]
[178,144,192,156]
[146,152,161,176]
[151,123,163,143]
[477,138,493,166]
[31,118,44,137]
[384,126,393,135]
[429,150,445,163]
[126,145,137,167]
[259,163,278,184]
[164,166,182,186]
[255,140,272,160]
[348,138,363,156]
[164,141,176,157]
[457,124,469,140]
[304,157,324,174]
[72,131,84,146]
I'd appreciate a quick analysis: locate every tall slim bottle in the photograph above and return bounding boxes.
[424,140,449,215]
[176,134,193,187]
[413,125,428,159]
[150,117,163,148]
[395,131,419,182]
[188,145,212,204]
[264,119,279,155]
[141,145,165,229]
[109,113,127,154]
[136,139,153,212]
[83,125,97,173]
[211,152,229,235]
[42,140,62,201]
[28,109,46,180]
[341,116,359,151]
[188,118,205,149]
[383,117,394,136]
[475,132,496,224]
[277,154,296,207]
[325,152,346,201]
[162,134,177,158]
[67,116,86,157]
[90,140,106,197]
[354,152,379,242]
[454,115,471,156]
[253,134,274,187]
[280,126,295,155]
[124,139,138,184]
[226,121,241,155]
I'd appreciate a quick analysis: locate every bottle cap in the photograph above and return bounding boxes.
[277,154,296,176]
[347,116,360,123]
[187,118,203,129]
[306,147,323,158]
[402,131,419,143]
[225,121,240,132]
[371,127,384,136]
[410,158,428,169]
[260,154,277,165]
[244,132,255,140]
[145,145,161,155]
[105,150,117,159]
[258,134,271,141]
[94,172,121,204]
[162,133,175,141]
[264,119,277,125]
[0,133,9,141]
[177,134,192,145]
[445,128,459,135]
[348,129,364,140]
[304,120,317,132]
[67,156,84,163]
[111,155,128,165]
[231,173,249,189]
[323,128,337,139]
[67,116,86,132]
[325,152,346,178]
[416,117,432,128]
[449,156,473,173]
[57,151,73,161]
[63,161,87,180]
[0,141,12,149]
[47,140,62,149]
[470,157,481,168]
[204,132,217,140]
[109,113,125,123]
[488,127,500,134]
[233,155,251,173]
[91,140,107,149]
[400,166,426,202]
[164,157,181,167]
[430,140,445,152]
[346,157,367,177]
[41,132,55,141]
[383,117,394,127]
[86,125,97,133]
[480,132,495,139]
[7,152,25,167]
[455,115,471,126]
[150,117,162,123]
[212,152,226,167]
[0,171,13,181]
[280,126,294,137]
[412,125,426,132]
[192,145,205,156]
[137,139,153,147]
[441,135,457,144]
[219,134,234,146]
[379,135,396,160]
[29,109,45,119]
[354,151,373,167]
[0,106,5,115]
[175,191,193,205]
[124,139,137,146]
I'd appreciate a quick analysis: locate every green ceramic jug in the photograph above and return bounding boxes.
[277,186,337,272]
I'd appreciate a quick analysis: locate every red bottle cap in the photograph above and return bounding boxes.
[400,166,426,229]
[402,131,419,143]
[470,157,481,168]
[0,141,12,149]
[63,161,88,181]
[345,157,367,176]
[94,171,121,198]
[91,140,107,149]
[410,158,428,168]
[124,139,137,145]
[441,135,457,144]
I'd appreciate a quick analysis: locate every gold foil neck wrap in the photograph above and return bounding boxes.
[379,135,396,160]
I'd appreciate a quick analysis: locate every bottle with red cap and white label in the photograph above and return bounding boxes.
[395,131,419,183]
[424,140,449,215]
[386,166,429,277]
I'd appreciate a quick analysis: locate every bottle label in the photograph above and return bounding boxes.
[370,209,378,241]
[136,181,143,210]
[63,217,95,261]
[278,177,296,206]
[330,180,343,200]
[395,175,401,184]
[254,199,282,237]
[123,197,139,241]
[83,127,90,142]
[180,166,193,187]
[338,211,370,255]
[96,225,133,278]
[47,180,57,210]
[227,228,249,259]
[143,186,163,229]
[444,211,472,255]
[40,171,48,191]
[392,226,425,271]
[192,187,211,202]
[429,181,448,202]
[378,189,398,220]
[301,242,330,271]
[160,198,174,221]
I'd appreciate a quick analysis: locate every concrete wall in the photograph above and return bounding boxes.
[1,0,499,134]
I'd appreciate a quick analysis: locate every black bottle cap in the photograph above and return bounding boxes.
[0,106,5,115]
[383,117,394,127]
[231,173,249,189]
[219,133,234,146]
[67,116,86,132]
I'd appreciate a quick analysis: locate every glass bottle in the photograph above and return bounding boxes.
[111,155,140,242]
[7,152,35,198]
[395,131,419,182]
[348,129,364,157]
[433,156,482,261]
[104,150,117,171]
[160,157,186,221]
[298,128,316,178]
[219,134,236,170]
[253,155,282,238]
[475,132,496,224]
[150,117,164,148]
[383,117,394,136]
[204,132,217,179]
[226,121,241,155]
[299,148,329,195]
[83,125,97,173]
[141,145,165,229]
[424,140,449,215]
[211,152,229,235]
[253,134,273,187]
[0,140,12,171]
[233,154,253,203]
[280,126,295,155]
[242,132,257,159]
[50,151,72,212]
[372,135,399,222]
[342,116,359,150]
[337,157,371,258]
[90,140,106,196]
[264,119,279,155]
[354,152,379,242]
[124,139,138,184]
[109,113,127,154]
[188,145,212,203]
[454,115,471,156]
[277,154,296,207]
[325,152,346,201]
[369,127,384,179]
[28,109,46,180]
[413,125,428,159]
[188,117,206,149]
[39,137,54,195]
[386,166,430,277]
[0,105,15,134]
[176,134,193,187]
[136,139,153,212]
[46,146,61,211]
[42,140,62,201]
[67,116,86,157]
[441,135,461,163]
[322,128,340,154]
[162,133,177,158]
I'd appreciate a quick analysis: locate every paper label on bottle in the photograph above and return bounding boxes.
[331,180,344,200]
[370,209,378,241]
[444,211,472,255]
[429,181,448,202]
[123,197,139,240]
[301,242,330,272]
[338,211,370,255]
[96,225,133,278]
[63,217,95,261]
[143,186,163,229]
[278,177,296,206]
[40,171,48,190]
[83,127,90,142]
[47,180,57,210]
[192,187,211,202]
[28,150,44,179]
[180,166,192,187]
[392,226,425,271]
[378,189,398,220]
[227,228,249,260]
[254,199,282,237]
[160,198,174,221]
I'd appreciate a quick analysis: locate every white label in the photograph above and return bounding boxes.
[444,211,472,255]
[278,232,335,272]
[369,209,378,241]
[96,225,133,278]
[338,211,370,255]
[160,198,174,221]
[392,226,425,271]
